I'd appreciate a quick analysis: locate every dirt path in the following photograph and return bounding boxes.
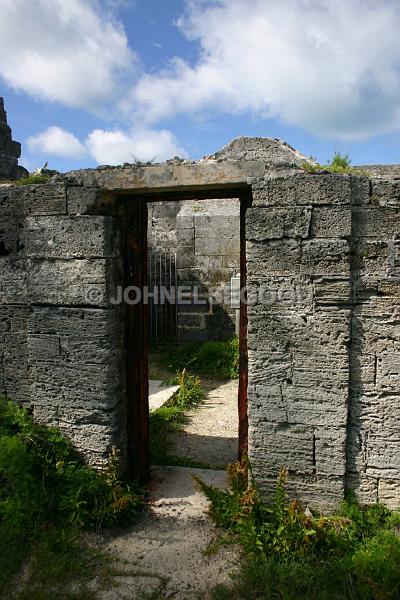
[91,466,240,599]
[172,379,239,468]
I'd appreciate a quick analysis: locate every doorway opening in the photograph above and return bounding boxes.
[124,186,251,482]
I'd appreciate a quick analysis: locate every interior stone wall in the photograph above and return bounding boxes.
[147,198,240,341]
[1,139,400,510]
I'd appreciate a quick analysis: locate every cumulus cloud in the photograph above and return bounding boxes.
[0,0,135,110]
[27,126,87,158]
[86,127,186,164]
[132,0,400,139]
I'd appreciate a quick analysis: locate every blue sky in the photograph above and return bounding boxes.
[1,0,400,173]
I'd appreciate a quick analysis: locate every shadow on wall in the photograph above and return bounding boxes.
[345,186,400,506]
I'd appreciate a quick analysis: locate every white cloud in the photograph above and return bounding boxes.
[0,0,135,110]
[132,0,400,139]
[27,126,87,158]
[85,128,186,164]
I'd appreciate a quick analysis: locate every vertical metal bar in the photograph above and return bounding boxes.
[158,252,162,337]
[164,251,167,338]
[174,251,178,338]
[238,193,250,463]
[169,249,173,337]
[125,198,149,482]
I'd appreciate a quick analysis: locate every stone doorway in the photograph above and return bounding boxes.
[123,188,251,481]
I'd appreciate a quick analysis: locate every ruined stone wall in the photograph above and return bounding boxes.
[0,98,24,180]
[0,182,127,466]
[1,141,400,510]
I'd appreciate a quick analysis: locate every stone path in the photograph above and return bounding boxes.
[172,379,239,468]
[92,466,240,599]
[90,378,240,598]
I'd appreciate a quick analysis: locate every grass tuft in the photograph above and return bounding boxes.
[154,338,239,380]
[149,369,206,466]
[302,152,370,176]
[0,396,142,597]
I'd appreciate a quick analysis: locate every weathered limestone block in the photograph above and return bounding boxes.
[253,472,344,513]
[193,214,238,230]
[375,353,400,392]
[378,480,400,510]
[353,207,400,239]
[248,310,350,354]
[349,353,377,393]
[27,258,119,306]
[249,383,347,428]
[353,240,389,277]
[346,473,378,505]
[351,311,400,354]
[27,306,125,463]
[292,352,349,390]
[176,227,194,246]
[0,207,18,254]
[246,207,312,240]
[249,421,315,476]
[11,183,67,215]
[314,278,351,307]
[25,216,120,259]
[252,172,352,207]
[195,236,237,257]
[247,239,350,277]
[370,179,400,207]
[0,258,27,304]
[350,176,371,205]
[247,350,292,385]
[247,276,314,311]
[311,206,351,238]
[347,393,382,425]
[2,307,30,404]
[366,434,400,479]
[67,186,99,215]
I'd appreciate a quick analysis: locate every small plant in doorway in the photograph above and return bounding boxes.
[149,369,209,467]
[156,337,240,380]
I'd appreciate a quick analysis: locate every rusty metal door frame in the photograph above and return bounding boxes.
[124,187,251,480]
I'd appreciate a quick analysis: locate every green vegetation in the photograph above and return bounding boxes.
[0,396,142,598]
[149,369,208,466]
[153,337,240,380]
[0,174,51,186]
[302,152,369,176]
[196,462,400,600]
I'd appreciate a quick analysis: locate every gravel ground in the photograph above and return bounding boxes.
[87,379,240,598]
[90,466,240,599]
[172,379,239,468]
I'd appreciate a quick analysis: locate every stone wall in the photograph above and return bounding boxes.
[0,182,127,466]
[148,198,240,341]
[1,136,400,510]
